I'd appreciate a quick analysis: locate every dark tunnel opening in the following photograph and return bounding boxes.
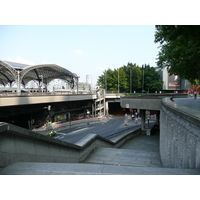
[108,102,129,116]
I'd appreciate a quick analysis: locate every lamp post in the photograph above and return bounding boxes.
[118,68,119,93]
[142,67,144,93]
[48,105,51,122]
[130,67,132,94]
[127,64,132,94]
[105,70,107,93]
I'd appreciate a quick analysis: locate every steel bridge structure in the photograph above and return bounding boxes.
[0,60,79,94]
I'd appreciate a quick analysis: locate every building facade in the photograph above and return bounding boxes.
[158,67,190,91]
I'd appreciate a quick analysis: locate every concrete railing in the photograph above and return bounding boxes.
[160,98,200,169]
[120,94,187,111]
[0,94,97,107]
[0,122,140,168]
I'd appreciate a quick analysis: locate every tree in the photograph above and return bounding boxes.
[97,63,140,92]
[97,68,113,90]
[121,63,142,92]
[155,25,200,83]
[97,63,162,93]
[141,64,163,92]
[97,68,128,92]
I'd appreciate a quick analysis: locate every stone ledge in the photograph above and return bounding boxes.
[161,97,200,127]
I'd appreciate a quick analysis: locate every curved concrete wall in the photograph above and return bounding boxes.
[160,98,200,169]
[120,94,187,111]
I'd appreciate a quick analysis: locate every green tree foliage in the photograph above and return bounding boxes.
[97,63,162,93]
[155,25,200,83]
[97,67,128,92]
[141,64,163,92]
[121,63,142,92]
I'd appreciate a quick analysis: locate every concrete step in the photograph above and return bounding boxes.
[84,147,162,168]
[0,162,199,175]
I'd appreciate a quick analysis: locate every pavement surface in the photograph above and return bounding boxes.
[36,116,143,144]
[173,97,200,111]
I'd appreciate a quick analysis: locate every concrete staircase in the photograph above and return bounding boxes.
[1,133,200,175]
[84,147,162,168]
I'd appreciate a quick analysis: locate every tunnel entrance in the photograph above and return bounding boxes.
[108,102,129,116]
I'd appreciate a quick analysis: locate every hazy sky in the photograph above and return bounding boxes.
[1,1,195,87]
[0,25,159,86]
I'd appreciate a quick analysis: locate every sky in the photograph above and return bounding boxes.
[0,25,159,86]
[0,1,197,87]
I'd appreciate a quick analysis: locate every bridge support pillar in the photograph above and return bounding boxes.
[156,111,160,125]
[140,109,146,131]
[16,70,21,95]
[105,101,108,115]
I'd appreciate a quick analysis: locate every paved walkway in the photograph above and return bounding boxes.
[173,97,200,111]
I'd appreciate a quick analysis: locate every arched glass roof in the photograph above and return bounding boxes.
[0,60,79,88]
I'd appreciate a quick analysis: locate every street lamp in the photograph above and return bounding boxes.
[118,68,119,93]
[142,67,144,93]
[105,70,107,92]
[130,67,132,94]
[48,105,51,111]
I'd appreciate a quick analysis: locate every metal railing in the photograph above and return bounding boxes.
[0,91,95,97]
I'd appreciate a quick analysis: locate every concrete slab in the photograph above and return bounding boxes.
[1,162,199,175]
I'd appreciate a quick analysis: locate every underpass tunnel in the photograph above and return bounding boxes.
[108,102,129,116]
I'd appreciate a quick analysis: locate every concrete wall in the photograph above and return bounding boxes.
[120,94,187,111]
[0,94,97,107]
[0,123,82,167]
[0,122,140,168]
[160,98,200,169]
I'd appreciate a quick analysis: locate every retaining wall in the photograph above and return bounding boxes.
[160,98,200,169]
[0,122,140,168]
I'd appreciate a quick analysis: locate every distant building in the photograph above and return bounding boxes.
[86,75,92,84]
[157,66,190,91]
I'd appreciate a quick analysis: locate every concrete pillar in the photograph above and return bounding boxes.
[140,109,146,131]
[76,77,79,94]
[16,70,21,95]
[92,102,94,118]
[105,101,109,115]
[156,111,160,125]
[94,100,96,117]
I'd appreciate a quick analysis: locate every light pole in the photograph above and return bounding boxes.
[105,70,107,92]
[142,67,144,93]
[118,68,119,93]
[130,67,132,94]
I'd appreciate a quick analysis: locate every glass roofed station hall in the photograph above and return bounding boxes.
[0,60,102,129]
[0,60,79,94]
